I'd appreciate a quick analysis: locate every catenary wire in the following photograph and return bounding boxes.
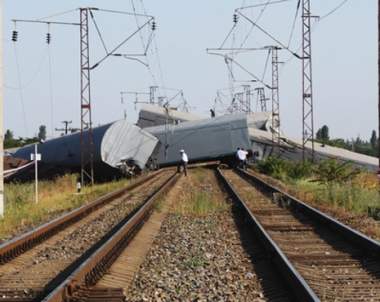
[283,1,347,66]
[131,0,147,52]
[131,0,168,104]
[319,0,348,21]
[287,0,300,48]
[89,10,109,54]
[5,45,49,90]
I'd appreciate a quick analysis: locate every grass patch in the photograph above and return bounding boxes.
[172,187,230,216]
[252,158,380,218]
[0,174,132,239]
[154,196,165,213]
[287,173,380,218]
[171,170,231,216]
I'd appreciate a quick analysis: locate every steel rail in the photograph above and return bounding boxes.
[0,169,167,264]
[42,171,181,302]
[216,167,320,302]
[235,168,380,255]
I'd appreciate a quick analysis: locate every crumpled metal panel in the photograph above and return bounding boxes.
[101,120,159,168]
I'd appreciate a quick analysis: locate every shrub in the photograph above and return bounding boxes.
[287,160,313,180]
[312,157,361,184]
[252,156,289,179]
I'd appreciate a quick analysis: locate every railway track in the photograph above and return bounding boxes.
[1,164,379,301]
[0,168,178,301]
[218,167,380,301]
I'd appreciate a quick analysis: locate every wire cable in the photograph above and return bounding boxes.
[89,10,109,54]
[131,0,147,51]
[283,0,343,66]
[287,0,300,48]
[35,9,78,21]
[233,0,271,56]
[5,46,49,90]
[261,48,271,81]
[131,0,168,105]
[319,0,348,21]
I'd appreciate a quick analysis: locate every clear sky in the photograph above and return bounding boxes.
[2,1,378,142]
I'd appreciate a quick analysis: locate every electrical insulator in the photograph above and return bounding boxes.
[233,14,238,24]
[12,30,18,42]
[46,33,51,44]
[151,21,156,31]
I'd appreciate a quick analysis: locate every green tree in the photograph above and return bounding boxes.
[321,125,329,140]
[38,125,47,141]
[4,129,14,140]
[316,125,329,140]
[370,130,377,150]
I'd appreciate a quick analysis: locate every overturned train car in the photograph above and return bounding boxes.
[142,113,253,167]
[9,120,160,182]
[137,104,378,172]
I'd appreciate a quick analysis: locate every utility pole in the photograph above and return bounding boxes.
[55,120,72,135]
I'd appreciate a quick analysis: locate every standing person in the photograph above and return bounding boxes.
[237,148,248,170]
[77,181,81,193]
[177,149,188,176]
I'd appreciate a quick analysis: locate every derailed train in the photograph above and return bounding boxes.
[137,104,378,172]
[5,104,378,182]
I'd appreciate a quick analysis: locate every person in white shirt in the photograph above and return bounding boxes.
[237,148,248,170]
[177,149,188,176]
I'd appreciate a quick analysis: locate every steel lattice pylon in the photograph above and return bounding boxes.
[150,86,157,105]
[271,46,281,157]
[256,87,267,112]
[302,0,315,161]
[242,85,251,113]
[80,8,94,186]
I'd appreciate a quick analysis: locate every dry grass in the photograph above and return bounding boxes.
[171,169,230,216]
[0,174,132,239]
[265,171,380,240]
